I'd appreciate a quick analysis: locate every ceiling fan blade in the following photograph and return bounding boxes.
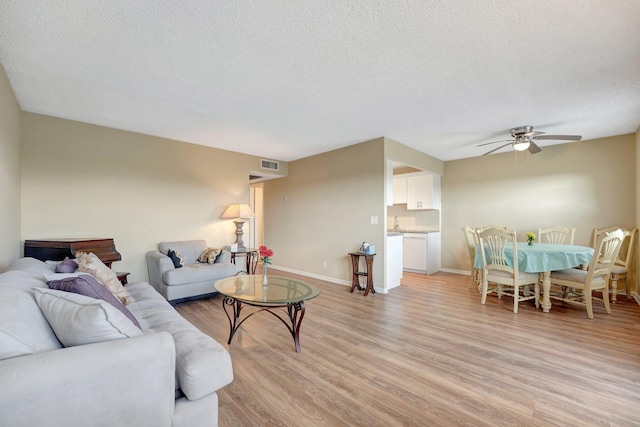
[483,143,512,156]
[533,134,582,141]
[476,139,512,147]
[521,131,545,137]
[528,141,542,154]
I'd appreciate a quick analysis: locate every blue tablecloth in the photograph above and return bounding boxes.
[474,242,594,273]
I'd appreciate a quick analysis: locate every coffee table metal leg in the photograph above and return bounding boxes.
[222,297,307,352]
[222,296,242,345]
[287,301,306,353]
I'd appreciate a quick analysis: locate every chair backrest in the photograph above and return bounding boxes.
[477,227,518,277]
[593,226,637,268]
[478,225,508,232]
[538,226,576,245]
[462,225,477,260]
[587,229,627,281]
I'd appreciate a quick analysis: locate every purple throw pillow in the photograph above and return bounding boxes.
[46,274,141,329]
[55,257,79,273]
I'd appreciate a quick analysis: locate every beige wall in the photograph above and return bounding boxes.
[384,138,445,175]
[442,134,636,275]
[21,113,287,281]
[264,138,386,286]
[263,137,444,290]
[0,64,22,270]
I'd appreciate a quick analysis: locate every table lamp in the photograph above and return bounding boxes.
[221,203,256,250]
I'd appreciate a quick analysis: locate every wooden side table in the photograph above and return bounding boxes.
[230,249,258,274]
[116,272,130,286]
[349,252,376,296]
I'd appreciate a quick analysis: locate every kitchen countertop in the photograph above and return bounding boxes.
[387,229,440,234]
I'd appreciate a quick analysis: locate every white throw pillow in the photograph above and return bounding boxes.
[34,288,142,347]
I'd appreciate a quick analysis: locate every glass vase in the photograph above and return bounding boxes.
[262,265,268,285]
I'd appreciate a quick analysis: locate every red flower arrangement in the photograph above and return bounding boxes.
[259,245,273,265]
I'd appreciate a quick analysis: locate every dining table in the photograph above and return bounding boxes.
[474,242,595,312]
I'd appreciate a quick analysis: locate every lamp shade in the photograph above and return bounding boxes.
[221,203,256,219]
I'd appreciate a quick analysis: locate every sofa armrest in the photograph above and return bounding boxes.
[0,332,176,427]
[147,250,175,292]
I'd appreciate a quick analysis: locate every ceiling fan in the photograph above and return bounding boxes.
[477,125,582,156]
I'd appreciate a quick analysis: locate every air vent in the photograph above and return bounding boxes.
[261,159,279,171]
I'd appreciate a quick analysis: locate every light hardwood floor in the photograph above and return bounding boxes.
[177,270,640,426]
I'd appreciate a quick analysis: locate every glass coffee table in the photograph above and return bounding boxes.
[214,275,320,352]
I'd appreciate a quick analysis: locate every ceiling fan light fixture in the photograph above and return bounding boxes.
[513,138,531,151]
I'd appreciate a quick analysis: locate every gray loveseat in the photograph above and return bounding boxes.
[0,257,233,427]
[146,240,236,304]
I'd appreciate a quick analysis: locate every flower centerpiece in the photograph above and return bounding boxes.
[526,232,536,246]
[259,245,273,265]
[259,245,273,285]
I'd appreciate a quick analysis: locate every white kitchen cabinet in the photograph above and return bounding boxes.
[406,174,433,210]
[403,233,427,272]
[392,176,407,204]
[402,232,441,274]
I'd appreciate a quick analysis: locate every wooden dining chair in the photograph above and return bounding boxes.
[593,226,637,303]
[549,229,626,319]
[477,227,539,313]
[462,226,480,290]
[538,226,575,245]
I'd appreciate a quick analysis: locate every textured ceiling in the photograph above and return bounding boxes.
[1,1,639,162]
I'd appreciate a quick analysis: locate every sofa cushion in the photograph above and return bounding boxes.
[217,250,231,263]
[159,240,208,265]
[7,257,55,279]
[47,274,141,329]
[125,282,234,399]
[0,270,62,360]
[34,288,142,347]
[163,263,235,286]
[76,252,131,305]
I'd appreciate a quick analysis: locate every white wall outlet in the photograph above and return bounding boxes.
[323,260,327,268]
[371,215,378,224]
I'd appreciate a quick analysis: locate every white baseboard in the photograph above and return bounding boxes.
[439,268,470,275]
[267,264,389,294]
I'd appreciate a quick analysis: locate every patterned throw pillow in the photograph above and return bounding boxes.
[168,249,185,268]
[198,247,222,264]
[75,252,131,306]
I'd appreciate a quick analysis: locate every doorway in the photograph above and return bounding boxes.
[249,183,264,250]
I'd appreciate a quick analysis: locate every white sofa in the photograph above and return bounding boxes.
[146,240,236,304]
[0,257,233,427]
